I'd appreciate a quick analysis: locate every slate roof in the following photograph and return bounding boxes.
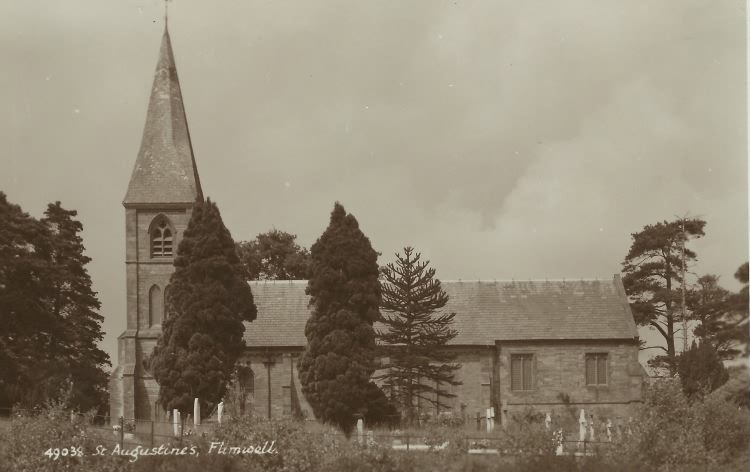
[123,26,203,205]
[243,276,639,348]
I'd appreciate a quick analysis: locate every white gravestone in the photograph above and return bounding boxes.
[357,419,364,445]
[173,410,180,437]
[606,419,612,442]
[589,415,595,441]
[545,412,551,431]
[218,402,224,424]
[194,398,200,426]
[578,409,587,446]
[555,429,564,456]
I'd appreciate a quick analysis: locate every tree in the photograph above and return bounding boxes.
[235,229,311,280]
[40,202,111,413]
[297,202,384,433]
[677,340,729,399]
[728,262,749,357]
[144,198,257,418]
[621,218,706,374]
[0,194,111,413]
[0,192,56,409]
[689,274,744,360]
[375,247,461,425]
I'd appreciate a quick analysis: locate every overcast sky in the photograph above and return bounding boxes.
[1,0,747,369]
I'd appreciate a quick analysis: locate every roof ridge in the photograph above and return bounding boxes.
[440,277,614,283]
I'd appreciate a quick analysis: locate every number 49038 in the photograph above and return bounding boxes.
[44,447,83,459]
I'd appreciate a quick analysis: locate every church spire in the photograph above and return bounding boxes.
[123,17,203,205]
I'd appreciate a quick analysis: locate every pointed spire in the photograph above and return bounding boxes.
[124,18,203,205]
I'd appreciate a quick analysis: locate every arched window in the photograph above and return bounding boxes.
[164,284,172,320]
[151,217,173,257]
[237,364,255,416]
[149,285,163,327]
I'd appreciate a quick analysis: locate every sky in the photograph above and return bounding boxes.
[1,0,747,371]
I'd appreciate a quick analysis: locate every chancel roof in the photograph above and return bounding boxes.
[124,26,203,205]
[242,276,639,348]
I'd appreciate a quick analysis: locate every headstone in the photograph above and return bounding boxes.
[218,402,224,424]
[357,419,364,445]
[589,414,595,441]
[194,398,200,426]
[173,409,180,437]
[616,417,622,439]
[486,409,492,432]
[606,419,612,442]
[545,412,551,431]
[578,409,586,446]
[166,410,170,421]
[555,428,564,456]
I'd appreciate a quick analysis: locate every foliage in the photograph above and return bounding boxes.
[145,198,257,418]
[40,202,111,414]
[676,340,728,398]
[688,274,743,360]
[605,375,750,470]
[0,193,110,413]
[621,217,706,373]
[2,394,748,472]
[727,262,749,356]
[235,229,311,280]
[297,202,386,433]
[375,247,461,425]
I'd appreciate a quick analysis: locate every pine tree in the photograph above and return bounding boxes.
[688,274,748,360]
[40,202,111,413]
[375,247,461,425]
[677,340,729,398]
[145,198,257,418]
[297,203,383,432]
[621,218,706,374]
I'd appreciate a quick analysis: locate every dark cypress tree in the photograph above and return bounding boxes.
[40,202,111,413]
[297,203,383,432]
[375,247,461,425]
[677,340,729,399]
[145,198,257,418]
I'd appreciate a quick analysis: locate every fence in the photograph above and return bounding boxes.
[0,408,219,451]
[0,407,619,457]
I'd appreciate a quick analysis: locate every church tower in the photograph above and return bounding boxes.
[110,22,203,421]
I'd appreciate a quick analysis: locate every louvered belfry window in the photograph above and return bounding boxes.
[152,219,173,257]
[511,355,532,391]
[586,354,608,385]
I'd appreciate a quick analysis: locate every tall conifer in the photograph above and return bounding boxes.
[145,198,256,417]
[298,203,382,432]
[41,202,111,413]
[375,247,460,425]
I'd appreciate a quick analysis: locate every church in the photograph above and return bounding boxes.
[109,25,647,428]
